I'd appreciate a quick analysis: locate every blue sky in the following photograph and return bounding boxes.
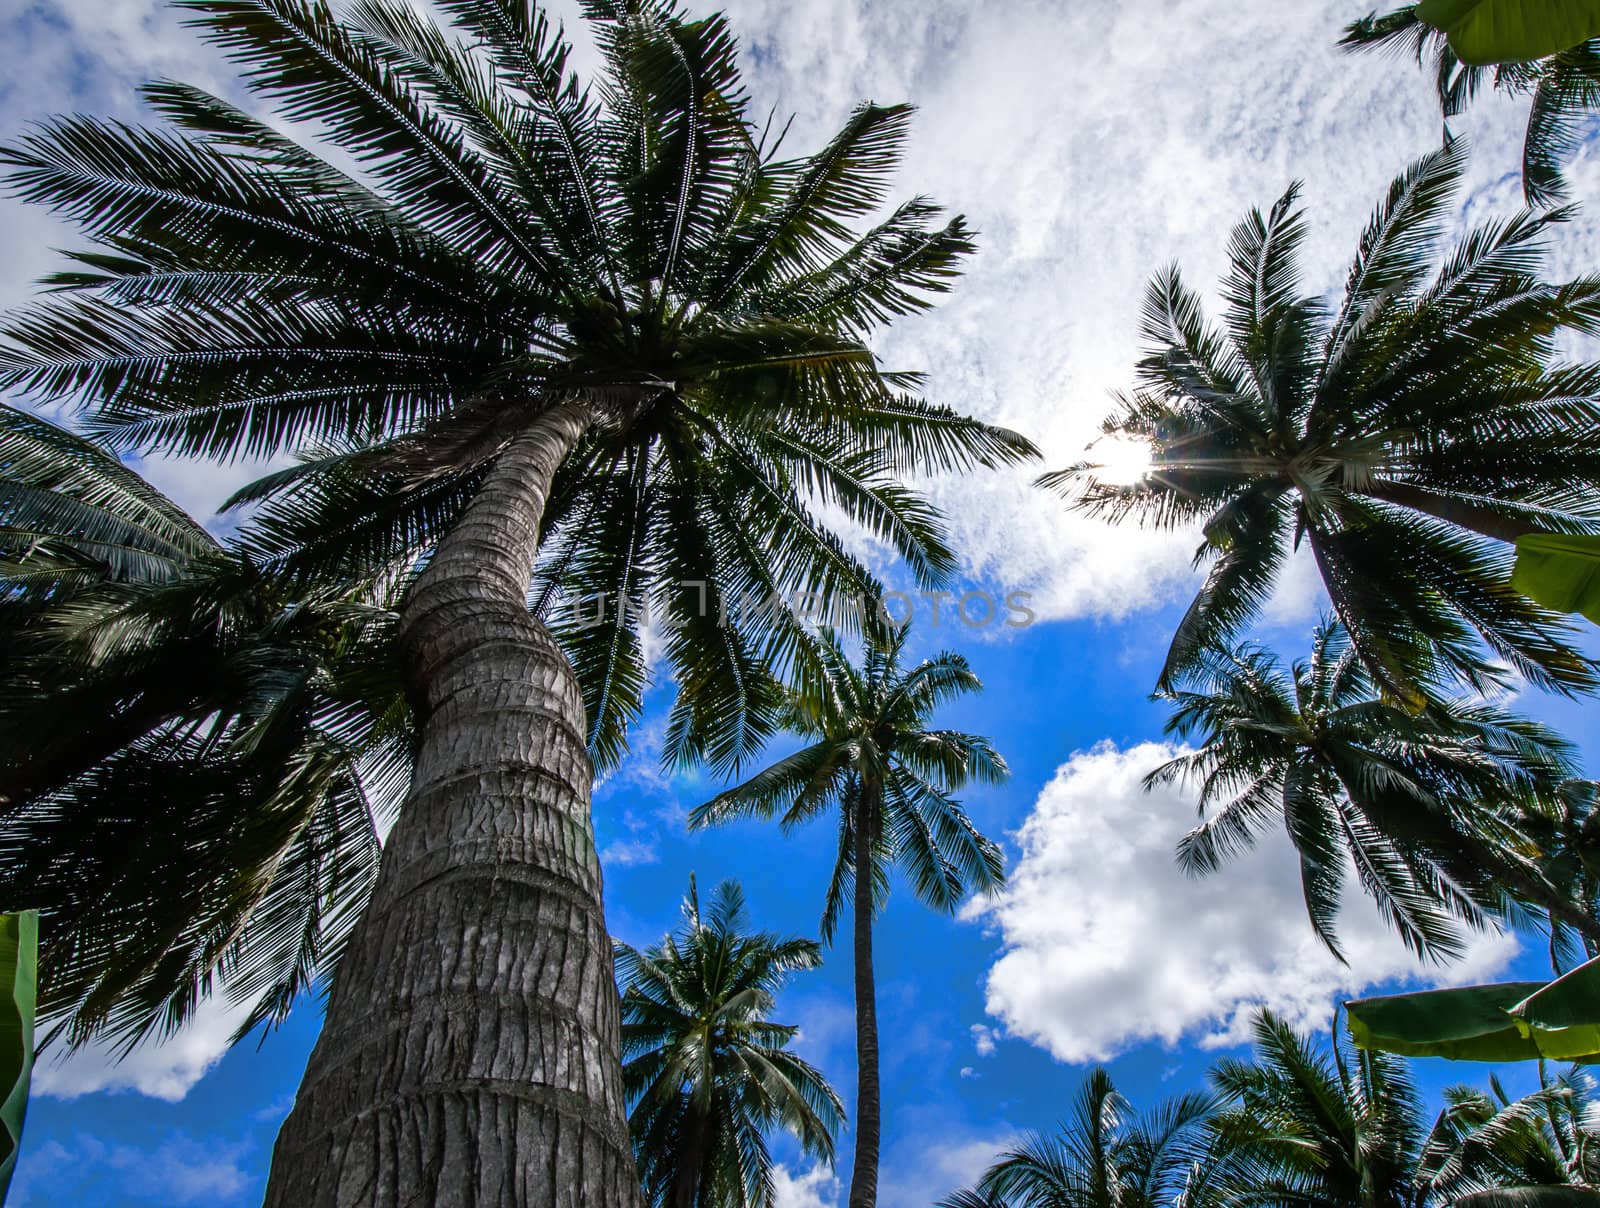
[4,1,1600,1205]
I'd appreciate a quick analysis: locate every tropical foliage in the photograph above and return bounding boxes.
[691,622,1007,1207]
[935,1069,1217,1208]
[0,0,1034,776]
[615,877,843,1208]
[0,403,405,1050]
[0,911,36,1207]
[0,0,1030,1196]
[1150,618,1591,961]
[1343,4,1600,204]
[1045,142,1600,705]
[1203,1011,1431,1208]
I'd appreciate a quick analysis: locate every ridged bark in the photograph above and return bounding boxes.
[264,401,645,1207]
[846,790,881,1208]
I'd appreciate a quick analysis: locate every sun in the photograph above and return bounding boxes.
[1087,434,1154,486]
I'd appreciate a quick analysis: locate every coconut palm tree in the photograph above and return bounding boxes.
[1417,1068,1600,1203]
[935,1069,1217,1208]
[1517,780,1600,972]
[615,876,843,1208]
[1342,6,1600,206]
[0,0,1032,1200]
[1150,618,1593,962]
[1042,141,1600,707]
[1205,1011,1428,1208]
[0,402,407,1050]
[690,623,1007,1208]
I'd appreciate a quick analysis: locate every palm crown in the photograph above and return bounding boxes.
[0,0,1034,774]
[1205,1012,1428,1208]
[615,876,843,1208]
[1045,142,1600,706]
[1342,5,1600,207]
[937,1068,1217,1208]
[1151,619,1586,963]
[690,622,1008,937]
[0,403,406,1050]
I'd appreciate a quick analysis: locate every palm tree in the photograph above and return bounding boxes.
[615,876,843,1208]
[1042,142,1600,706]
[1417,1069,1600,1203]
[1342,6,1600,206]
[1517,780,1600,972]
[1205,1011,1428,1208]
[1150,618,1595,962]
[935,1069,1217,1208]
[690,623,1008,1208]
[0,402,406,1050]
[0,1,1031,1200]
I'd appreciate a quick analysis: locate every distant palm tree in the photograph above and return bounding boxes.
[1043,142,1600,706]
[0,0,1031,1197]
[1417,1069,1600,1203]
[1206,1011,1428,1208]
[936,1068,1217,1208]
[615,876,843,1208]
[1150,618,1594,961]
[1342,6,1600,206]
[691,623,1007,1208]
[0,403,406,1049]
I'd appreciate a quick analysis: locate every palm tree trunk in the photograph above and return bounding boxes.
[669,1110,706,1208]
[263,400,644,1208]
[1363,481,1537,545]
[847,788,881,1208]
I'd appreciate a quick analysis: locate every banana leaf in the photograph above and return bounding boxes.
[0,911,37,1206]
[1346,954,1600,1061]
[1417,0,1600,64]
[1513,534,1600,625]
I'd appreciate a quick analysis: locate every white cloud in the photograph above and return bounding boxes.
[598,835,660,868]
[969,1023,997,1058]
[880,1131,1018,1208]
[33,992,251,1102]
[7,1,1598,618]
[8,1132,254,1206]
[727,0,1600,625]
[966,741,1521,1065]
[773,1163,841,1208]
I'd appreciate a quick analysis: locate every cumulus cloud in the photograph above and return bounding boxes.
[773,1164,841,1208]
[33,992,252,1102]
[966,741,1521,1065]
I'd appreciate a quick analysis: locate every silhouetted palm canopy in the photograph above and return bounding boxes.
[0,403,407,1049]
[936,1068,1217,1208]
[0,0,1034,776]
[615,876,843,1208]
[1046,142,1600,706]
[1343,6,1600,206]
[1206,1011,1428,1208]
[1151,619,1585,963]
[690,623,1007,938]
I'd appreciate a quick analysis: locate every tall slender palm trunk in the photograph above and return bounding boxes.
[264,401,644,1207]
[847,791,881,1208]
[669,1109,706,1208]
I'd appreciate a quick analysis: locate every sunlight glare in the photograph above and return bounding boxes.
[1087,434,1153,486]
